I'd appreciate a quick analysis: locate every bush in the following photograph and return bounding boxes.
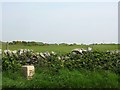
[2,49,120,74]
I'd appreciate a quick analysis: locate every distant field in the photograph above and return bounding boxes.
[2,44,119,53]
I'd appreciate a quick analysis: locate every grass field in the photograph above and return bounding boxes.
[2,43,119,53]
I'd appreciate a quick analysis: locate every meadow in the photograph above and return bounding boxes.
[2,43,119,53]
[1,42,120,89]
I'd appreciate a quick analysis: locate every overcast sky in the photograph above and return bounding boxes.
[1,1,118,44]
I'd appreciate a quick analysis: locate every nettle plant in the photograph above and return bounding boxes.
[2,49,120,74]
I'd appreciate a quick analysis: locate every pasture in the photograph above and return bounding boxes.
[2,43,119,53]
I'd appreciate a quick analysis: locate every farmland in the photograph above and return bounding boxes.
[2,42,119,53]
[1,42,120,89]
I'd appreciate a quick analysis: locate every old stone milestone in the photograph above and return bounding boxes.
[22,65,35,80]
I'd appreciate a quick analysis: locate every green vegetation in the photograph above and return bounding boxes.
[2,49,120,74]
[2,42,119,53]
[1,41,120,88]
[2,69,120,88]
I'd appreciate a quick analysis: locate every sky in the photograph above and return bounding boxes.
[0,1,118,44]
[0,3,2,43]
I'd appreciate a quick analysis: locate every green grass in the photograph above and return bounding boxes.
[2,68,120,88]
[2,44,119,54]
